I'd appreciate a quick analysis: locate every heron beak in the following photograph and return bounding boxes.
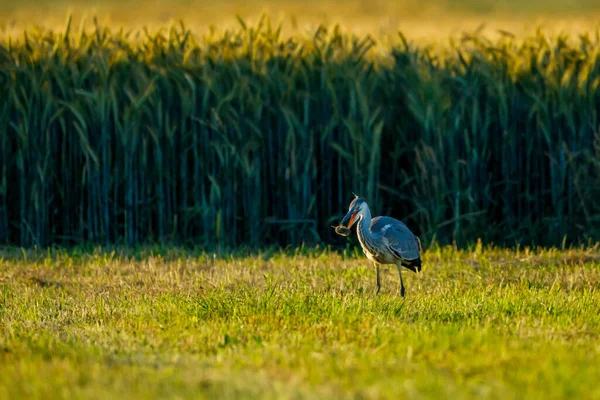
[341,210,359,228]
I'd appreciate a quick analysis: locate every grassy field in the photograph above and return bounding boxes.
[1,244,599,399]
[2,2,600,396]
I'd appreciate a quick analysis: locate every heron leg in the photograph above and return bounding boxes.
[376,263,381,294]
[396,263,405,297]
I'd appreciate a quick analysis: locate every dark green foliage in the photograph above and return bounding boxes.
[1,17,600,248]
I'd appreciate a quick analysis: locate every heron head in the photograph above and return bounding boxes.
[340,195,366,228]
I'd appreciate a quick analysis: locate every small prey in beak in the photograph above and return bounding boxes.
[333,207,360,237]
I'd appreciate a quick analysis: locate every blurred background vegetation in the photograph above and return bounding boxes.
[2,0,600,249]
[2,0,600,42]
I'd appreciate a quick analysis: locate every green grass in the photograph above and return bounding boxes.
[1,244,599,399]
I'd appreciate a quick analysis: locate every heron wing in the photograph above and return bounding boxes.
[371,216,421,261]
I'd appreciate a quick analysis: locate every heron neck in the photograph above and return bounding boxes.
[357,208,372,237]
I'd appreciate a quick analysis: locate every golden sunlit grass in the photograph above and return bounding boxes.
[1,245,600,398]
[2,0,600,44]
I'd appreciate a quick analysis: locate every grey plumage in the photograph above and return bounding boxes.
[337,195,423,296]
[371,216,422,271]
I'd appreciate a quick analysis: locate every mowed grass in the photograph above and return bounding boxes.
[1,245,600,399]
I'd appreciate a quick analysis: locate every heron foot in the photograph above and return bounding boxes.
[400,286,405,297]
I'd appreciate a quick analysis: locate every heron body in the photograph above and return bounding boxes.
[337,195,422,297]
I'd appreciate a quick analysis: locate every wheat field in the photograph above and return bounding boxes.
[2,0,600,43]
[2,12,600,248]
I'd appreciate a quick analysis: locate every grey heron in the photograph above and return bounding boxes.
[335,195,422,297]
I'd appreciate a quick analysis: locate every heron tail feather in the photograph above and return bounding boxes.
[401,258,422,273]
